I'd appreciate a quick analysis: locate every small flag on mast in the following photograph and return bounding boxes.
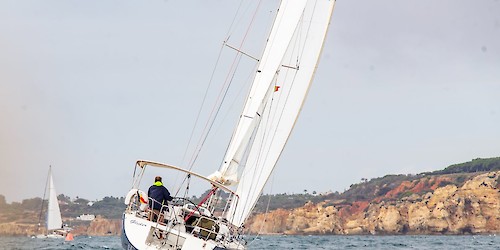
[274,86,280,92]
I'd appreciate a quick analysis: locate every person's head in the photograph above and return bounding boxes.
[155,176,162,183]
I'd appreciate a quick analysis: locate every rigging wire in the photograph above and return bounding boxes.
[176,0,266,197]
[180,0,250,169]
[179,1,242,177]
[211,62,258,139]
[246,174,275,246]
[185,0,265,171]
[175,51,245,196]
[37,167,51,231]
[186,53,244,170]
[180,42,226,169]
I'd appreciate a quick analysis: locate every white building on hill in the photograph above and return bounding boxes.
[76,214,96,221]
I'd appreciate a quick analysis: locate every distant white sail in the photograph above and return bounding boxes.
[226,0,336,227]
[47,169,63,231]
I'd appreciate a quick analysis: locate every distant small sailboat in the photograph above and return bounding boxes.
[36,166,69,239]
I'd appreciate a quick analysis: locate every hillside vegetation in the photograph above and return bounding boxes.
[431,157,500,175]
[0,195,124,224]
[252,157,500,213]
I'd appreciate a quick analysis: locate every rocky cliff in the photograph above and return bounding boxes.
[245,171,500,235]
[71,217,122,236]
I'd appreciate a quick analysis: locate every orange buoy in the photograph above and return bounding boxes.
[65,232,74,241]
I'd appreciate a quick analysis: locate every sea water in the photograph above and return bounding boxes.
[0,235,498,249]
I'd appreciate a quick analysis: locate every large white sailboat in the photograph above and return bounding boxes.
[122,1,335,249]
[36,166,66,239]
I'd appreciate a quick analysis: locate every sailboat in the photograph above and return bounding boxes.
[122,0,335,249]
[36,166,66,239]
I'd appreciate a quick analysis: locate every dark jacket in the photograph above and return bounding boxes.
[148,182,173,210]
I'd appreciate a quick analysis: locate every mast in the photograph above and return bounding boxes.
[37,167,50,233]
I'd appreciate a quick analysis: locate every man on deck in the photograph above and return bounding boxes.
[148,176,173,222]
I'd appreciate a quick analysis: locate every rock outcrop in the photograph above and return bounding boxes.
[245,171,500,235]
[72,216,122,236]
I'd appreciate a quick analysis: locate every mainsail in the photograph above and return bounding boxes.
[222,0,336,227]
[47,168,63,231]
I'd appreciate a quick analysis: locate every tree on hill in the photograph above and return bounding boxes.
[57,194,71,204]
[432,157,500,175]
[21,197,43,211]
[0,195,6,208]
[73,198,90,205]
[88,196,125,219]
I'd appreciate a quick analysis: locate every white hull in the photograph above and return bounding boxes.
[121,212,244,250]
[35,233,65,239]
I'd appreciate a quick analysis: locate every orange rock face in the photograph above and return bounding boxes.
[245,171,500,235]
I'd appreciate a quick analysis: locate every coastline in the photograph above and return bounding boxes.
[245,171,500,236]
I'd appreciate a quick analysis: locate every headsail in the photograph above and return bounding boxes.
[225,0,336,226]
[47,168,63,231]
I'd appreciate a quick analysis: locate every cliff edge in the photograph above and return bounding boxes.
[245,171,500,235]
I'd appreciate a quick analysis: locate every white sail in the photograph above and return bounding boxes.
[226,0,336,227]
[47,169,63,231]
[212,0,308,185]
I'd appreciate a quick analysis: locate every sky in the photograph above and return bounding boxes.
[1,0,499,203]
